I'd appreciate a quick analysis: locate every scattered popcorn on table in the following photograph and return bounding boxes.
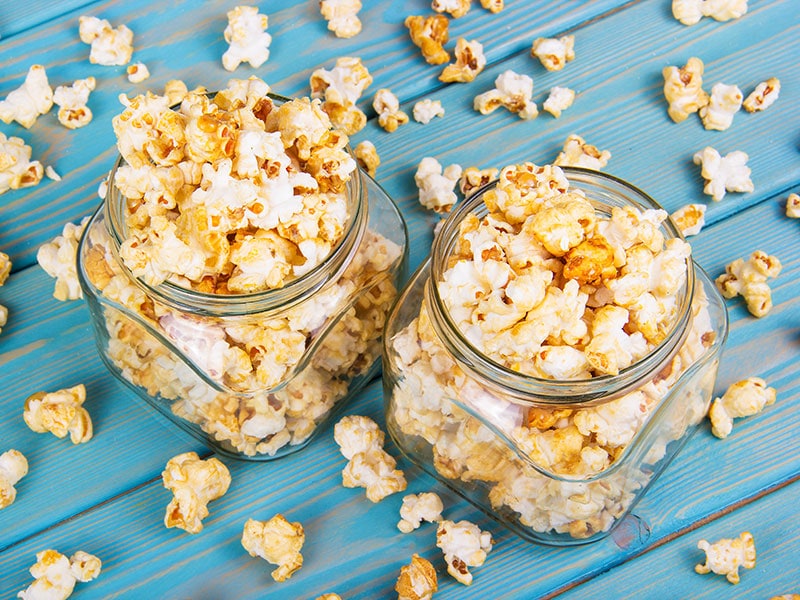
[0,64,53,128]
[78,16,134,66]
[0,251,9,285]
[699,83,742,131]
[413,99,445,124]
[37,216,90,301]
[715,250,781,317]
[241,514,305,582]
[310,56,373,134]
[432,0,471,18]
[320,0,363,38]
[45,165,62,181]
[662,57,709,123]
[17,549,102,600]
[743,77,780,112]
[543,86,576,118]
[53,77,96,130]
[0,305,6,335]
[554,134,610,170]
[436,519,492,585]
[405,15,450,65]
[373,88,409,133]
[24,384,93,444]
[395,554,438,600]
[162,451,231,534]
[786,193,800,218]
[480,0,504,12]
[316,595,342,600]
[695,531,756,584]
[126,62,150,83]
[397,492,444,532]
[415,157,463,214]
[474,70,538,120]
[531,35,575,71]
[222,5,272,71]
[770,596,800,600]
[672,0,748,25]
[440,38,486,83]
[0,449,28,510]
[670,203,707,237]
[708,377,776,438]
[459,165,498,197]
[0,132,44,195]
[354,140,380,177]
[693,146,753,201]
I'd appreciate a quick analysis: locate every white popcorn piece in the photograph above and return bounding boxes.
[699,83,742,131]
[320,0,363,38]
[395,554,438,600]
[310,56,373,135]
[45,165,62,181]
[354,140,380,177]
[222,6,272,71]
[693,146,753,201]
[0,305,7,335]
[415,156,463,214]
[53,77,96,130]
[0,449,28,510]
[531,35,575,71]
[162,452,231,534]
[480,0,504,12]
[126,62,151,83]
[708,377,776,438]
[743,77,780,113]
[17,549,102,600]
[543,86,576,118]
[474,70,538,120]
[662,57,709,123]
[24,384,93,444]
[786,193,800,218]
[695,531,756,584]
[373,88,409,133]
[405,15,450,65]
[440,38,486,83]
[670,203,707,237]
[397,492,444,532]
[413,99,445,124]
[78,16,134,66]
[0,132,44,195]
[459,166,498,197]
[436,519,492,585]
[432,0,471,18]
[334,414,385,459]
[37,216,91,301]
[0,65,53,128]
[241,514,304,582]
[716,250,781,317]
[554,134,610,170]
[672,0,748,25]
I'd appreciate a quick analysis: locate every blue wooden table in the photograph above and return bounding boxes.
[1,1,798,598]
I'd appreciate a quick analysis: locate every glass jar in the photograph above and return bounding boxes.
[383,166,728,545]
[77,93,407,460]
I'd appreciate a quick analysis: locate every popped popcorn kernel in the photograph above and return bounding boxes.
[310,56,372,135]
[37,216,91,301]
[53,77,96,129]
[531,35,575,72]
[699,82,742,131]
[715,250,781,317]
[0,65,53,128]
[695,531,756,584]
[0,449,28,510]
[554,134,610,170]
[0,252,10,285]
[222,5,272,71]
[78,16,134,66]
[543,86,576,118]
[373,88,409,133]
[396,554,438,600]
[334,414,385,459]
[459,166,498,198]
[743,77,780,113]
[45,165,62,181]
[413,99,445,124]
[405,15,450,65]
[708,377,776,438]
[436,519,492,585]
[354,140,380,177]
[23,384,93,444]
[474,70,538,120]
[786,193,800,218]
[432,0,471,18]
[17,549,102,600]
[662,57,709,123]
[241,514,304,582]
[0,132,44,194]
[126,62,151,83]
[320,0,363,38]
[0,305,7,335]
[162,452,231,534]
[480,0,504,12]
[415,156,463,214]
[316,595,343,600]
[397,492,444,532]
[693,146,753,201]
[672,0,748,25]
[440,38,486,83]
[670,203,707,237]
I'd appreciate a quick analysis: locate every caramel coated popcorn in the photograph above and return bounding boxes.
[743,77,780,112]
[320,0,363,38]
[17,549,102,600]
[672,0,748,25]
[553,134,610,170]
[531,35,575,71]
[695,531,756,584]
[716,250,781,317]
[415,157,463,214]
[310,56,373,135]
[24,384,93,444]
[662,57,709,123]
[670,203,707,237]
[242,514,304,581]
[440,38,486,83]
[162,452,231,534]
[543,86,575,118]
[699,83,742,131]
[432,0,471,18]
[709,377,776,438]
[78,16,134,66]
[0,251,10,285]
[53,77,96,130]
[459,166,498,198]
[396,554,438,600]
[37,216,90,301]
[481,0,504,12]
[0,65,53,129]
[0,132,44,194]
[0,449,28,510]
[397,492,444,532]
[373,88,409,133]
[413,99,445,124]
[436,519,492,585]
[474,70,538,120]
[222,6,272,71]
[354,140,380,177]
[405,15,450,65]
[693,146,753,201]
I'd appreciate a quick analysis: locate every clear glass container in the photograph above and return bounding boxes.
[383,167,728,545]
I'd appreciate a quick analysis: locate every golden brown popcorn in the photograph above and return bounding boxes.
[405,15,450,65]
[53,77,96,130]
[459,166,498,197]
[670,203,707,237]
[413,99,445,124]
[480,0,504,12]
[162,451,231,533]
[222,5,272,71]
[78,16,134,66]
[126,62,150,83]
[695,531,756,584]
[0,132,44,194]
[0,65,53,128]
[0,305,7,335]
[436,519,492,585]
[716,250,781,317]
[432,0,471,18]
[474,70,538,120]
[373,88,409,133]
[542,86,575,118]
[531,35,575,71]
[396,554,438,600]
[397,492,444,532]
[708,377,776,438]
[743,77,780,112]
[320,0,363,38]
[241,514,305,582]
[0,449,28,510]
[440,38,486,83]
[554,134,610,170]
[672,0,748,25]
[316,595,343,600]
[354,140,380,177]
[662,57,709,123]
[693,146,753,201]
[37,216,90,301]
[0,252,9,285]
[17,549,102,600]
[786,193,800,218]
[699,82,742,131]
[310,56,373,135]
[415,156,463,214]
[24,384,93,444]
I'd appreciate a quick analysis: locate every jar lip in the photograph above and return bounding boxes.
[427,166,695,406]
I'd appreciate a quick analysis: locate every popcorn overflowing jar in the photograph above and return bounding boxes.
[77,78,407,459]
[383,163,728,544]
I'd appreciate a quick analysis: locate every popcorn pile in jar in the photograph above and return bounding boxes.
[76,77,407,459]
[383,163,728,544]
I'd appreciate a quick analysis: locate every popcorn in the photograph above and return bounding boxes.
[23,384,93,444]
[413,99,445,124]
[0,305,7,335]
[53,77,96,129]
[699,83,742,131]
[692,146,753,201]
[716,250,781,317]
[553,134,610,170]
[695,531,756,584]
[0,132,44,194]
[126,62,150,83]
[436,519,492,585]
[480,0,504,12]
[395,554,438,600]
[78,16,134,66]
[0,449,28,510]
[397,492,444,532]
[45,165,62,181]
[17,549,102,600]
[37,216,91,301]
[0,251,10,285]
[786,193,800,218]
[241,514,304,581]
[531,35,575,71]
[432,0,471,18]
[459,166,498,197]
[415,157,463,214]
[474,70,538,120]
[373,88,409,133]
[310,56,373,135]
[0,65,53,128]
[670,203,707,237]
[222,6,272,71]
[672,0,748,25]
[440,38,486,83]
[543,86,576,118]
[354,140,380,177]
[662,57,709,123]
[162,451,231,534]
[708,377,776,438]
[743,77,780,112]
[320,0,363,38]
[405,15,450,65]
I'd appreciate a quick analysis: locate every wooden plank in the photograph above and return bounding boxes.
[0,0,90,39]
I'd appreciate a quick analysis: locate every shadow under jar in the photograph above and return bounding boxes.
[383,166,727,545]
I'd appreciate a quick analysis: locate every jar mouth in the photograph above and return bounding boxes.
[427,167,695,406]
